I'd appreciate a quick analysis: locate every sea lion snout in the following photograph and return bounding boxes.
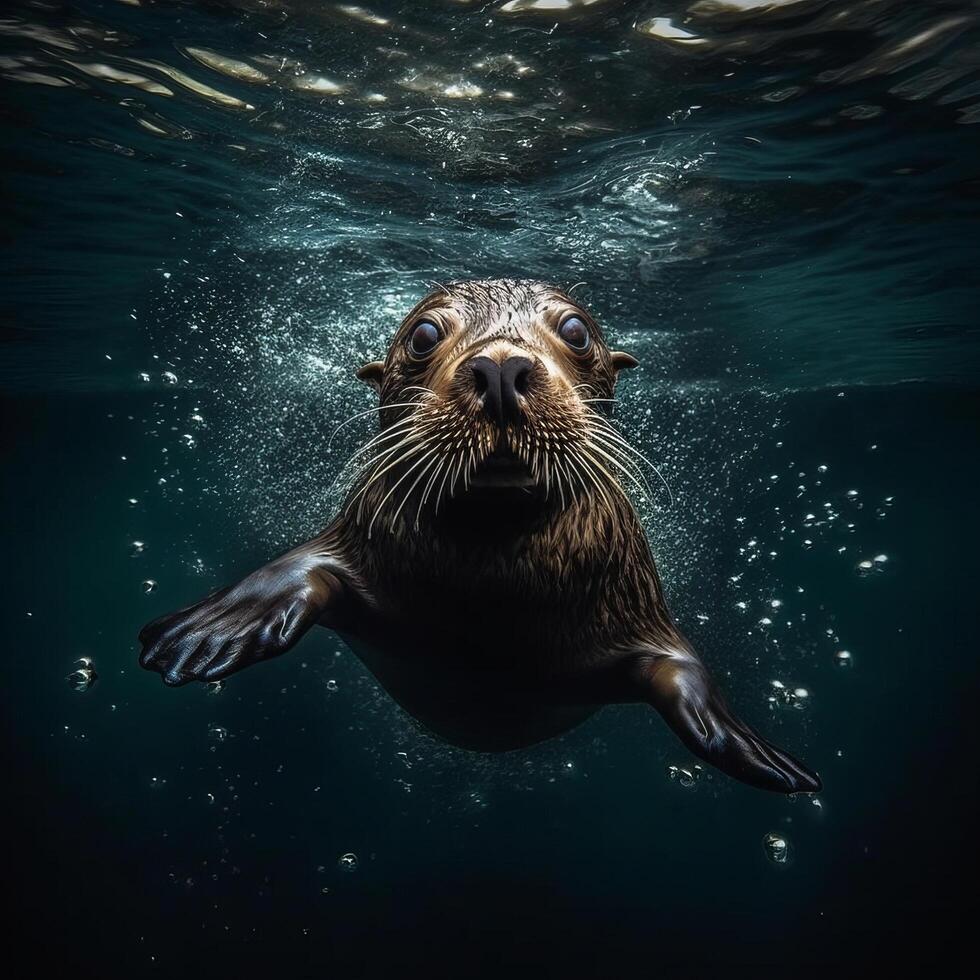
[467,353,535,426]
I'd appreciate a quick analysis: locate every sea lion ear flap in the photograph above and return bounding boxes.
[356,360,385,394]
[611,351,639,375]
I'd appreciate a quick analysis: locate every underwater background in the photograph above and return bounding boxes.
[2,0,979,974]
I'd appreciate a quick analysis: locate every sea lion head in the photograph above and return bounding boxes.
[351,279,640,535]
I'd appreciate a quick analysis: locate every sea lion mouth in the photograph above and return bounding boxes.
[469,445,537,489]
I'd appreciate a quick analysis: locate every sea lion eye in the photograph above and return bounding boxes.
[558,315,590,351]
[408,320,441,357]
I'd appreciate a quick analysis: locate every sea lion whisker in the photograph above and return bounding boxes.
[346,426,430,490]
[366,447,440,539]
[390,455,441,535]
[338,409,430,463]
[577,445,627,494]
[571,455,592,498]
[585,416,675,507]
[565,449,596,501]
[348,435,431,521]
[551,452,570,510]
[584,430,654,496]
[566,447,610,511]
[582,439,651,499]
[329,421,423,496]
[449,447,466,499]
[338,415,430,473]
[400,385,437,400]
[433,453,455,515]
[570,446,622,513]
[326,401,427,451]
[415,455,447,527]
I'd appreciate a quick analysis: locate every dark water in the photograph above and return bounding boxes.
[2,0,979,973]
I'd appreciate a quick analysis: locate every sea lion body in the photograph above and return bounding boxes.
[139,280,821,794]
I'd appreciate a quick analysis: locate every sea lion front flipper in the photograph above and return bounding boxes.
[629,646,822,795]
[139,546,351,687]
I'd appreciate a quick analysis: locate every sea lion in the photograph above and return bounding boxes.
[139,279,821,794]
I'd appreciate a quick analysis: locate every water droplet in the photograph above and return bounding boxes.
[325,679,339,693]
[180,433,196,449]
[162,371,178,384]
[817,464,828,473]
[667,763,703,788]
[835,650,853,667]
[130,540,145,557]
[208,724,229,742]
[856,559,874,576]
[769,680,809,709]
[205,680,224,696]
[338,852,358,872]
[763,833,789,863]
[138,372,150,383]
[141,579,157,594]
[66,657,97,693]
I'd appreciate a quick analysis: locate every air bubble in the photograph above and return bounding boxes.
[326,679,339,692]
[142,579,157,594]
[835,650,853,667]
[857,554,888,577]
[763,833,789,863]
[66,657,97,693]
[667,764,703,788]
[162,371,178,384]
[768,680,809,710]
[338,853,358,872]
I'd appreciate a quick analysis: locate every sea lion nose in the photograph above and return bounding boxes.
[469,355,533,425]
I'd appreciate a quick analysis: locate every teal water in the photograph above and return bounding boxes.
[2,0,979,973]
